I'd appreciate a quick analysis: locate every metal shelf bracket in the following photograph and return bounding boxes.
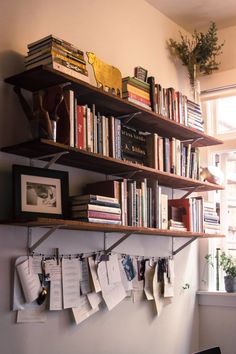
[100,231,135,260]
[172,236,198,256]
[30,151,69,169]
[28,225,64,253]
[117,111,142,125]
[180,186,201,199]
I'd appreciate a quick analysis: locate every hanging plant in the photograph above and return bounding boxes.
[167,22,224,90]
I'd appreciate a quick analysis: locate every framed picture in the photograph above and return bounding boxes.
[13,164,69,219]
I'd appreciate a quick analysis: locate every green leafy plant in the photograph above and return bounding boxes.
[205,252,236,277]
[168,22,224,89]
[218,252,236,277]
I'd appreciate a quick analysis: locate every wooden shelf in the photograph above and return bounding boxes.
[1,138,224,192]
[4,66,222,148]
[1,217,225,239]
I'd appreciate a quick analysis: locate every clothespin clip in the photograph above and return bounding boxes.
[100,252,109,262]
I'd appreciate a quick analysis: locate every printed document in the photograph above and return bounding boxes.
[62,258,80,309]
[16,258,41,303]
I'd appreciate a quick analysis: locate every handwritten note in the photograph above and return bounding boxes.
[80,258,92,295]
[45,259,61,281]
[97,259,126,311]
[16,258,41,303]
[62,258,80,309]
[88,256,101,293]
[72,295,99,325]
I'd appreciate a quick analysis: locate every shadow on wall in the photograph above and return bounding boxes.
[0,50,32,148]
[0,159,13,220]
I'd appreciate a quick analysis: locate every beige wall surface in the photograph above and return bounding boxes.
[0,1,199,354]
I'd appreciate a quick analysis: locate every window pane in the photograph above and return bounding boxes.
[216,96,236,134]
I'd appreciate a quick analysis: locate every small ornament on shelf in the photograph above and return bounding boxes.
[86,52,122,97]
[134,66,148,82]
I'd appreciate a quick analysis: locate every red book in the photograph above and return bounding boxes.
[168,198,192,231]
[77,105,84,150]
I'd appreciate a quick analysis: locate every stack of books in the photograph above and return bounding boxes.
[203,201,221,234]
[122,76,151,110]
[24,35,89,83]
[168,219,187,231]
[70,194,122,225]
[187,99,204,132]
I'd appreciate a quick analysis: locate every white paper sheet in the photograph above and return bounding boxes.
[97,260,126,311]
[49,268,63,311]
[106,254,122,284]
[72,295,99,325]
[62,258,80,309]
[80,258,92,295]
[153,262,164,316]
[87,291,103,309]
[17,305,47,323]
[29,256,42,274]
[16,258,41,303]
[164,258,175,298]
[131,258,144,303]
[45,259,61,281]
[88,256,101,293]
[144,259,155,300]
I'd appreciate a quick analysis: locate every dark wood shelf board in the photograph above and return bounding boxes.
[4,66,222,148]
[1,217,225,239]
[1,139,224,192]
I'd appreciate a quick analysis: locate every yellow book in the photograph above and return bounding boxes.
[123,83,150,100]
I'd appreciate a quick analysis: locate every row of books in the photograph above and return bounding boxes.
[61,91,121,157]
[25,36,205,136]
[81,179,165,228]
[71,179,220,233]
[25,35,90,83]
[25,36,204,137]
[52,91,200,180]
[149,80,204,132]
[146,134,200,179]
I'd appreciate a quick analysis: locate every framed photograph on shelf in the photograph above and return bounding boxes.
[13,165,69,219]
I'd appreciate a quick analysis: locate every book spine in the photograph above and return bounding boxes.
[72,204,121,213]
[50,61,90,82]
[123,91,151,106]
[75,217,122,225]
[125,97,151,110]
[76,105,84,150]
[73,210,121,220]
[122,77,150,91]
[147,76,157,113]
[28,36,85,57]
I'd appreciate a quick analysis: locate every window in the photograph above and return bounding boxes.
[201,91,236,291]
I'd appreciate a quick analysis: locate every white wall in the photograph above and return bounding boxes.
[0,1,199,354]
